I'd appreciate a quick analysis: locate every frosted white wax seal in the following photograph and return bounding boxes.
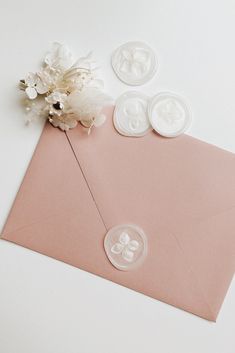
[113,91,151,137]
[111,41,157,86]
[148,92,192,137]
[104,224,148,271]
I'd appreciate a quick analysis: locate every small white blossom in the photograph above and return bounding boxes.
[24,72,49,99]
[46,91,68,116]
[49,114,78,131]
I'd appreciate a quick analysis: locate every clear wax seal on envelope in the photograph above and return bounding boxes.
[113,91,152,137]
[148,92,192,137]
[111,41,157,86]
[104,224,148,271]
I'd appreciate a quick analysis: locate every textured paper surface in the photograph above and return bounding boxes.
[2,107,235,321]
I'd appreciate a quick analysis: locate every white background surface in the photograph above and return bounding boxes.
[0,0,235,352]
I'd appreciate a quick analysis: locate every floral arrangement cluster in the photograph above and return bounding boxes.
[20,43,111,132]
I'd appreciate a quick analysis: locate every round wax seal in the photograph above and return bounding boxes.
[148,92,192,137]
[113,91,151,137]
[111,41,157,86]
[104,224,148,271]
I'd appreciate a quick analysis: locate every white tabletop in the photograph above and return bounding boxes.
[0,1,235,352]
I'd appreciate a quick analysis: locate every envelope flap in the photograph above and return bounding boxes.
[66,108,235,229]
[2,108,235,321]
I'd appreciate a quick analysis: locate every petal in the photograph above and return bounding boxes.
[46,91,64,104]
[93,114,106,127]
[45,42,61,66]
[80,119,93,128]
[25,72,37,86]
[52,91,67,103]
[122,248,134,262]
[36,80,49,94]
[119,232,130,245]
[68,119,78,129]
[25,86,37,100]
[45,95,55,104]
[58,44,74,69]
[111,242,124,254]
[59,122,69,131]
[51,92,61,101]
[128,240,139,251]
[45,42,74,71]
[49,118,60,128]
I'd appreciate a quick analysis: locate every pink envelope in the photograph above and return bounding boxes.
[2,106,235,321]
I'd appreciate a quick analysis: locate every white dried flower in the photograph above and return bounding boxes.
[46,91,68,116]
[24,72,49,99]
[19,43,112,133]
[24,98,49,124]
[49,113,78,131]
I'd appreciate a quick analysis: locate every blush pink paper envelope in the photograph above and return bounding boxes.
[2,106,235,321]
